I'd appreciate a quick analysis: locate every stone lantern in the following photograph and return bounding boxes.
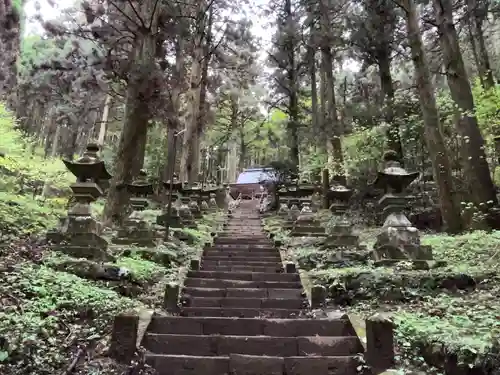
[57,143,112,261]
[177,183,197,228]
[371,152,443,268]
[327,182,353,216]
[113,170,155,247]
[290,202,326,237]
[323,181,359,248]
[182,183,202,219]
[156,175,182,228]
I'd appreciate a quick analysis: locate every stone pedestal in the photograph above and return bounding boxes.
[189,200,203,219]
[113,218,156,247]
[208,193,218,210]
[112,194,156,247]
[46,216,68,244]
[56,182,111,261]
[290,206,326,237]
[372,212,445,269]
[378,193,413,222]
[278,203,289,217]
[156,196,182,228]
[179,204,197,228]
[284,204,301,230]
[200,200,209,212]
[324,222,359,248]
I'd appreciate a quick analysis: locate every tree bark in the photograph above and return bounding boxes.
[378,52,402,160]
[102,0,159,224]
[180,0,207,183]
[401,0,462,233]
[432,0,499,219]
[97,94,111,146]
[466,0,494,89]
[284,0,300,169]
[318,0,344,173]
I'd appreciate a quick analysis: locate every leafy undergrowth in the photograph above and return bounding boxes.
[0,104,71,241]
[0,191,66,241]
[263,212,500,373]
[0,207,221,375]
[0,103,72,194]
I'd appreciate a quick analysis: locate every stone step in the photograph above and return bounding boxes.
[179,307,303,318]
[147,316,357,337]
[186,271,299,282]
[184,278,303,289]
[217,234,269,239]
[215,238,271,245]
[210,244,276,250]
[202,260,282,268]
[204,246,276,252]
[185,297,307,310]
[143,334,362,357]
[203,251,281,258]
[201,265,282,273]
[145,354,359,375]
[182,287,305,299]
[202,256,281,263]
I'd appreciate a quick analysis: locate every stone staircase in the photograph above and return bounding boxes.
[110,201,393,374]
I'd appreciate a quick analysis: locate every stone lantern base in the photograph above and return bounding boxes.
[56,230,111,262]
[156,210,182,228]
[371,213,446,269]
[112,218,156,247]
[290,214,326,238]
[189,201,203,219]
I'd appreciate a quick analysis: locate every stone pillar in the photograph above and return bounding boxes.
[285,262,296,273]
[190,259,200,270]
[322,168,330,209]
[310,285,326,308]
[163,283,180,312]
[365,313,395,372]
[109,313,139,363]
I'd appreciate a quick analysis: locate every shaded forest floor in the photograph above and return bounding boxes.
[0,203,221,375]
[264,214,500,374]
[0,105,227,374]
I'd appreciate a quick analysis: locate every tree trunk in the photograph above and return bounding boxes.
[319,60,327,151]
[321,46,343,170]
[402,0,462,233]
[43,107,56,158]
[102,0,159,224]
[378,52,403,160]
[62,125,79,160]
[164,34,186,181]
[238,128,246,171]
[103,92,149,224]
[284,0,300,169]
[466,0,494,89]
[432,0,499,220]
[180,0,207,183]
[306,1,319,136]
[98,94,111,146]
[319,0,344,173]
[196,4,214,181]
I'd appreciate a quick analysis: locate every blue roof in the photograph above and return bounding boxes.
[236,169,277,184]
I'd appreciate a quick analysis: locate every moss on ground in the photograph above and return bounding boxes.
[264,212,500,373]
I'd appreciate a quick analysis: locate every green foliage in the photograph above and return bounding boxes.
[395,292,500,366]
[0,264,141,372]
[471,81,500,139]
[423,230,500,267]
[0,103,72,193]
[0,192,65,239]
[115,256,168,282]
[343,125,386,183]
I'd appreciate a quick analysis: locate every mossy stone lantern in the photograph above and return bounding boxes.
[58,143,112,261]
